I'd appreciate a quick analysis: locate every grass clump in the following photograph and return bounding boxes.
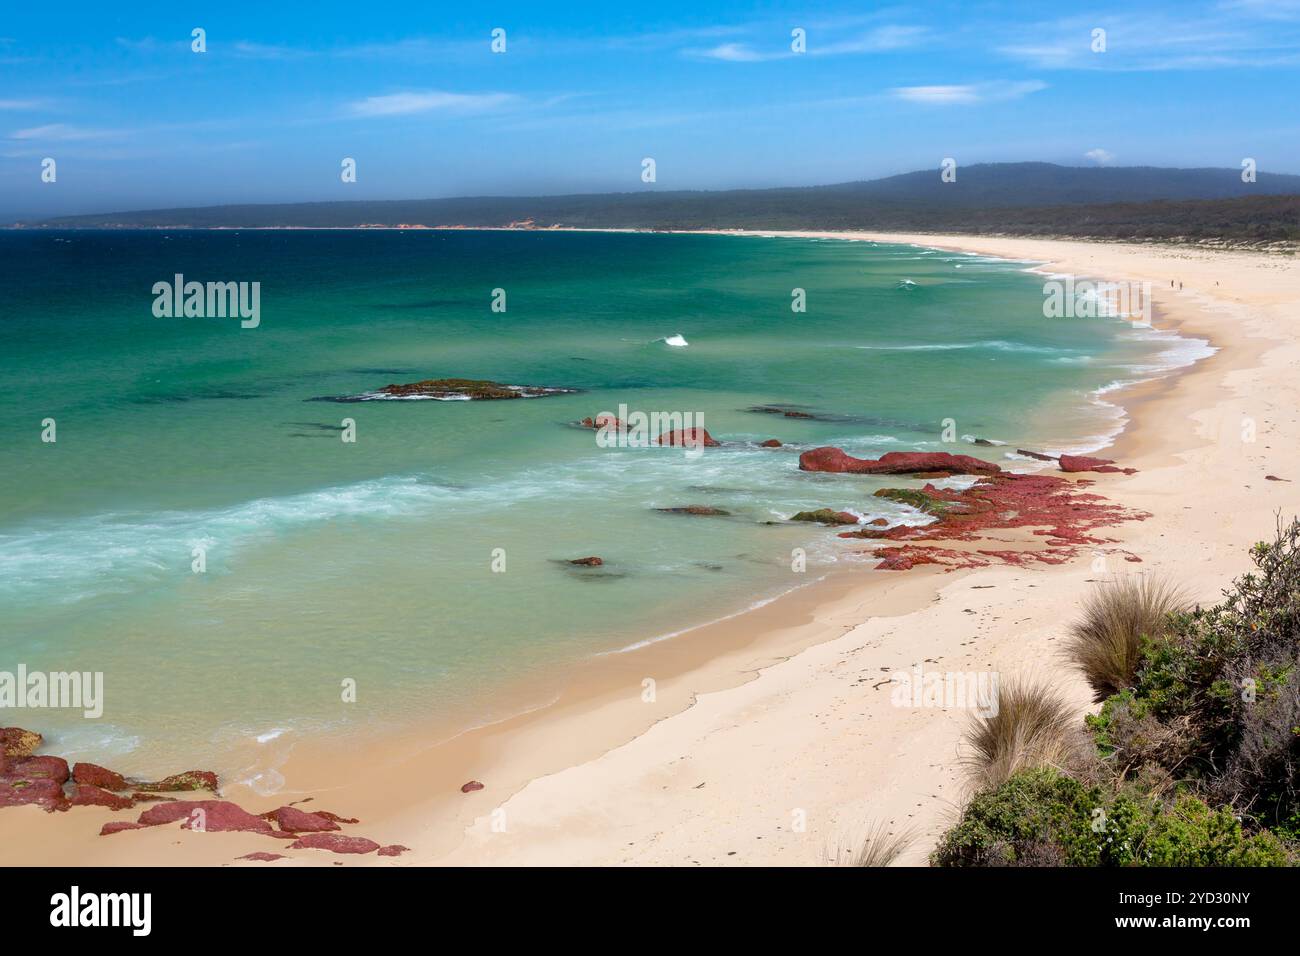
[1067,576,1188,702]
[964,677,1085,790]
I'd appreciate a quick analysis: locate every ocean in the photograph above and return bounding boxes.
[0,229,1206,777]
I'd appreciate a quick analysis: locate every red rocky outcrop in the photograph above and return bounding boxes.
[657,427,719,448]
[1059,454,1137,475]
[73,762,128,791]
[262,805,342,833]
[289,832,381,855]
[799,448,1001,476]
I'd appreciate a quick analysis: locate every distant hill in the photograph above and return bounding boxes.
[17,163,1300,242]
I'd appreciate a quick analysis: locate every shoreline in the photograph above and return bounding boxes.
[4,231,1295,866]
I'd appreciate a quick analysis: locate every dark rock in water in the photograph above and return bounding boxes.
[578,414,625,430]
[1016,449,1058,461]
[461,780,485,793]
[657,427,720,447]
[73,762,127,791]
[568,556,603,566]
[873,488,953,516]
[378,378,575,400]
[655,505,731,516]
[790,509,860,526]
[971,438,996,446]
[747,405,815,419]
[314,377,579,402]
[760,439,782,447]
[135,770,219,793]
[799,448,1001,476]
[0,727,41,759]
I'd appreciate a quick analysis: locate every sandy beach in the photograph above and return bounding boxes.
[4,232,1297,867]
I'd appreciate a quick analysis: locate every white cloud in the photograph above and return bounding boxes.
[1084,148,1116,165]
[891,80,1047,105]
[347,91,518,117]
[9,123,117,141]
[692,42,772,62]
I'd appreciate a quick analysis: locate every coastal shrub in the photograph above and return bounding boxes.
[931,768,1292,867]
[1094,519,1300,830]
[964,677,1085,790]
[1067,576,1188,702]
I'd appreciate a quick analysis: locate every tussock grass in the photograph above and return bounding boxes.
[1067,576,1188,702]
[827,820,916,867]
[964,677,1081,790]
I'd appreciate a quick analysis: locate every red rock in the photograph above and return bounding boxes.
[461,780,485,793]
[134,770,219,793]
[262,805,341,833]
[1059,454,1136,475]
[8,755,69,785]
[313,809,361,824]
[798,448,1000,476]
[238,851,286,862]
[378,844,411,857]
[760,439,782,448]
[868,518,890,527]
[289,832,381,854]
[0,727,42,759]
[100,821,148,836]
[137,800,273,834]
[568,556,603,567]
[69,784,134,811]
[0,778,66,810]
[579,414,626,430]
[656,427,719,448]
[72,762,128,791]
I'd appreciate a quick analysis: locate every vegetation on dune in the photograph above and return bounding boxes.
[933,517,1300,866]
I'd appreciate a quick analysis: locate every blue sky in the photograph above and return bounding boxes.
[3,0,1300,217]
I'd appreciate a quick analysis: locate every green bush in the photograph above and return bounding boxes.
[931,768,1291,867]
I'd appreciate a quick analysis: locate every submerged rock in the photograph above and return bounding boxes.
[655,505,731,516]
[790,509,860,526]
[1016,448,1058,462]
[317,377,579,402]
[873,488,952,516]
[568,556,604,566]
[759,439,782,448]
[657,427,720,448]
[799,448,1001,476]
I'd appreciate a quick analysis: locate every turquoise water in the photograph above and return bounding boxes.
[0,230,1192,777]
